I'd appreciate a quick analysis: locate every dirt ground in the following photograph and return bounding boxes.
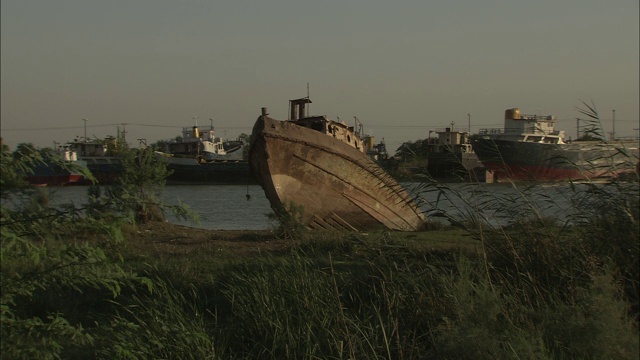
[122,221,291,257]
[118,221,479,259]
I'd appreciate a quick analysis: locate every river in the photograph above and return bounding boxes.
[21,181,615,230]
[37,184,275,230]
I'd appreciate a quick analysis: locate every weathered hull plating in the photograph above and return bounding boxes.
[250,115,425,231]
[471,138,639,182]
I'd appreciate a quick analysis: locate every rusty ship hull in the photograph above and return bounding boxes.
[249,113,425,232]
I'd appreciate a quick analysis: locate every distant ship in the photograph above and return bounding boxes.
[249,97,425,231]
[154,124,254,185]
[67,136,123,184]
[363,136,399,173]
[426,126,485,181]
[27,145,87,186]
[470,108,639,182]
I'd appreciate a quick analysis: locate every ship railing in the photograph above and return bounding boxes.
[478,128,504,135]
[519,114,555,121]
[613,135,640,142]
[478,127,561,136]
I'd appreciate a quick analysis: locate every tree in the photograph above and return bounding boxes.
[1,143,42,195]
[100,147,172,223]
[1,137,10,153]
[394,139,430,161]
[0,143,149,359]
[150,136,184,153]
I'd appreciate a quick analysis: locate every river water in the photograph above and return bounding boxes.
[19,181,617,230]
[38,185,276,230]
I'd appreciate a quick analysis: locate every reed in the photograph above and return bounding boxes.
[1,142,638,359]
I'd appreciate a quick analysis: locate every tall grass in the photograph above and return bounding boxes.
[2,143,638,358]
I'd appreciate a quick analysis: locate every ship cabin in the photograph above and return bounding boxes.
[430,127,473,154]
[503,108,556,135]
[478,108,566,144]
[181,125,216,143]
[68,136,117,157]
[285,97,366,154]
[169,125,226,157]
[49,144,78,162]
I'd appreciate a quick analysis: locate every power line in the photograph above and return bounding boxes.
[1,123,253,131]
[127,123,179,129]
[128,123,252,129]
[2,124,120,131]
[3,119,636,132]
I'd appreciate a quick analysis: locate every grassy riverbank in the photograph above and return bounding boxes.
[2,146,638,359]
[3,212,639,359]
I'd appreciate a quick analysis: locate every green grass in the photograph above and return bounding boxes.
[2,178,639,359]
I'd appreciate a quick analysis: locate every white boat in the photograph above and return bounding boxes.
[158,125,245,162]
[154,123,253,184]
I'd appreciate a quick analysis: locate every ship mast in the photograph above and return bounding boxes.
[307,82,311,114]
[612,109,616,140]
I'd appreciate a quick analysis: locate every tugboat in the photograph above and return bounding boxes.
[249,97,425,231]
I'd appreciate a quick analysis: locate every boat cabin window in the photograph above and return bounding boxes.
[311,120,324,132]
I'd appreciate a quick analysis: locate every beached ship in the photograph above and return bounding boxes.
[27,145,88,186]
[470,108,639,182]
[249,97,425,231]
[154,124,254,184]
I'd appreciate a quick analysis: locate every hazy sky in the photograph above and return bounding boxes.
[2,0,638,153]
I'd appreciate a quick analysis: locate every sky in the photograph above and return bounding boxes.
[2,0,638,153]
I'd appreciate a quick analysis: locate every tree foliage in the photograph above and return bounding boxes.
[0,142,203,358]
[1,143,36,193]
[394,138,430,161]
[90,146,175,223]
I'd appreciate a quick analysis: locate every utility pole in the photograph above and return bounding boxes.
[83,118,88,142]
[450,121,455,145]
[612,109,616,141]
[467,114,471,133]
[121,123,128,144]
